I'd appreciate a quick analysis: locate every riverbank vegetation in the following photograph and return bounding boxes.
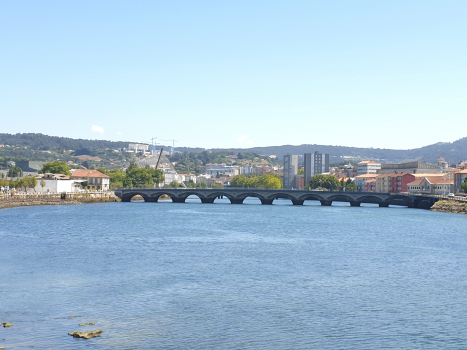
[97,162,164,189]
[230,174,282,189]
[307,174,358,192]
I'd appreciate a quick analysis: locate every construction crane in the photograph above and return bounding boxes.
[155,148,164,169]
[160,139,178,150]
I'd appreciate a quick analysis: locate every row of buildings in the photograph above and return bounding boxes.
[354,159,467,195]
[1,170,110,193]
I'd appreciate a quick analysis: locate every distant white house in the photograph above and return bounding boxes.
[33,173,83,193]
[71,170,110,191]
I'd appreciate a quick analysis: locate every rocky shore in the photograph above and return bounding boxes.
[430,200,467,215]
[0,193,120,211]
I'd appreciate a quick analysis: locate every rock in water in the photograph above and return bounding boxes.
[1,323,13,327]
[69,315,84,318]
[68,330,103,339]
[79,322,96,326]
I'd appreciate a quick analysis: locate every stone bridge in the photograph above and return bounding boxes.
[114,188,439,209]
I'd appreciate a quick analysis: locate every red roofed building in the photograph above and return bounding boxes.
[71,169,110,191]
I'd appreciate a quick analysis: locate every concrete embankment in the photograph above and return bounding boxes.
[430,200,467,215]
[0,193,120,210]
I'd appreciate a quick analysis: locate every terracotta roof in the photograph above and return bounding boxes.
[71,170,109,178]
[407,180,424,186]
[425,176,454,184]
[376,172,413,178]
[355,174,379,178]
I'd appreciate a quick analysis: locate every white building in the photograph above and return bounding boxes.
[33,173,83,193]
[196,174,212,185]
[205,163,240,177]
[357,161,381,176]
[71,170,110,191]
[128,143,150,154]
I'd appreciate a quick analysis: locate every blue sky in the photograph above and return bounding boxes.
[1,1,466,149]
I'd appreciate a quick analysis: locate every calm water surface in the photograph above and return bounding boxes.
[1,198,467,349]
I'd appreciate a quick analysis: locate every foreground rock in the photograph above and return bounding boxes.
[430,200,467,215]
[79,322,96,326]
[1,323,13,327]
[68,330,103,339]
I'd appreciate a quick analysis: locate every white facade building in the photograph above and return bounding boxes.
[205,164,240,177]
[128,143,150,154]
[357,161,381,176]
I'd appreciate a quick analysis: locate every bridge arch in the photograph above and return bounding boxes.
[235,192,267,201]
[298,193,326,202]
[355,195,383,204]
[386,195,413,207]
[206,192,238,204]
[148,191,178,202]
[176,191,206,201]
[121,191,150,202]
[327,194,355,203]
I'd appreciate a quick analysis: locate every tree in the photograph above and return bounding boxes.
[8,166,23,178]
[9,178,16,189]
[126,168,154,188]
[340,178,358,192]
[40,178,46,191]
[199,181,207,188]
[461,177,467,194]
[230,174,282,189]
[308,174,341,191]
[231,175,249,187]
[0,178,8,188]
[210,183,224,188]
[169,181,180,188]
[27,175,37,192]
[40,161,71,175]
[108,169,127,189]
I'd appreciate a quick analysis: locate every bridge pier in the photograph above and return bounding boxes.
[350,201,360,207]
[230,199,244,204]
[201,198,215,204]
[320,200,332,206]
[145,197,158,202]
[379,202,389,207]
[292,199,304,206]
[172,197,186,203]
[260,199,274,205]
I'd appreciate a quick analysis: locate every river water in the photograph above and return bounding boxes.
[1,198,467,349]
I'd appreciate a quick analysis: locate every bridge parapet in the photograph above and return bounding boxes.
[114,188,439,209]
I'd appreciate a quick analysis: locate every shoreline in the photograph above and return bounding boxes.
[430,200,467,215]
[0,193,120,211]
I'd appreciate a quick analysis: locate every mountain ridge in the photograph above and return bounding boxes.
[1,133,466,165]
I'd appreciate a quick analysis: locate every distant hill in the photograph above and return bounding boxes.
[2,133,467,165]
[181,138,467,165]
[0,133,129,151]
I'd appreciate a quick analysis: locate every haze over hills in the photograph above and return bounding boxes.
[1,133,466,165]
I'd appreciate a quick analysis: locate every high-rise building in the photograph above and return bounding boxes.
[283,155,298,189]
[304,151,330,185]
